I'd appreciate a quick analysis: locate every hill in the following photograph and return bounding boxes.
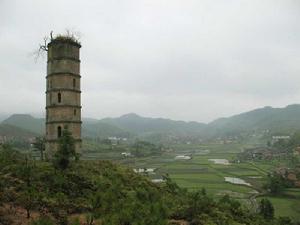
[3,104,300,141]
[0,114,9,123]
[1,114,128,139]
[82,120,131,138]
[99,105,300,138]
[208,104,300,137]
[0,124,38,140]
[101,113,206,136]
[2,114,45,134]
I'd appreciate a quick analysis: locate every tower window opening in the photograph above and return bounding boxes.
[74,109,76,115]
[73,78,76,88]
[58,93,61,103]
[57,126,62,138]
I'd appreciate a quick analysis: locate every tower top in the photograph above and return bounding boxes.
[48,35,81,48]
[47,36,81,61]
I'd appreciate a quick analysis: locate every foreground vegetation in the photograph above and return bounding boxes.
[0,143,298,225]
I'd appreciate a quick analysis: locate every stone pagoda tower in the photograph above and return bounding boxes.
[45,37,82,155]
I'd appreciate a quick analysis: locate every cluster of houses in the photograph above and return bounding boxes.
[276,167,300,188]
[107,136,128,145]
[238,142,300,188]
[238,145,297,161]
[271,135,290,145]
[215,137,239,144]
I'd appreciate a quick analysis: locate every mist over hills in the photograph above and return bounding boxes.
[2,114,44,134]
[0,124,37,140]
[1,104,300,141]
[0,114,10,123]
[101,113,206,135]
[208,104,300,136]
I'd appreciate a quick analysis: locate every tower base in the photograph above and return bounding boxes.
[45,140,82,160]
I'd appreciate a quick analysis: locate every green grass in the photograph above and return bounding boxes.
[284,188,300,197]
[257,195,300,221]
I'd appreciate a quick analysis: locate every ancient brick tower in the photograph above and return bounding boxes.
[45,38,82,155]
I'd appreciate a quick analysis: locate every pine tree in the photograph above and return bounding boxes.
[33,136,46,161]
[259,198,274,220]
[53,127,77,170]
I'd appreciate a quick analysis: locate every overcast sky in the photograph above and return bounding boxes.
[0,0,299,122]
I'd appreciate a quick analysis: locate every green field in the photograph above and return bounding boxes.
[83,141,300,221]
[257,191,300,221]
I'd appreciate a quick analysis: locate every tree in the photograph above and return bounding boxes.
[85,191,103,225]
[278,216,293,225]
[34,30,81,61]
[53,127,77,170]
[33,136,46,161]
[17,155,38,219]
[264,174,285,195]
[259,198,274,220]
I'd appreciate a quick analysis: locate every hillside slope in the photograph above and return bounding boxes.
[1,114,129,139]
[2,104,300,140]
[101,113,206,136]
[82,120,131,138]
[209,104,300,136]
[0,124,38,140]
[2,114,45,134]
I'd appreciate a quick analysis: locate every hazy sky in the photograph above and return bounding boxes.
[0,0,299,122]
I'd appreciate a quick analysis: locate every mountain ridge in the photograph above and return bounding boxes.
[2,104,300,140]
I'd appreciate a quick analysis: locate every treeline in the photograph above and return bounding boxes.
[83,138,163,157]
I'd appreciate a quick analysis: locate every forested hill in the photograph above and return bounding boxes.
[2,114,44,134]
[0,124,37,140]
[100,113,206,135]
[2,104,300,140]
[0,113,207,138]
[98,105,300,137]
[0,114,131,139]
[208,104,300,136]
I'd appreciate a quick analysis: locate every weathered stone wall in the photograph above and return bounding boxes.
[46,91,80,105]
[46,107,81,122]
[45,39,82,155]
[47,59,80,74]
[48,41,80,59]
[47,74,80,90]
[46,123,81,140]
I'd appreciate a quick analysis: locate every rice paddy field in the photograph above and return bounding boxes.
[83,141,300,221]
